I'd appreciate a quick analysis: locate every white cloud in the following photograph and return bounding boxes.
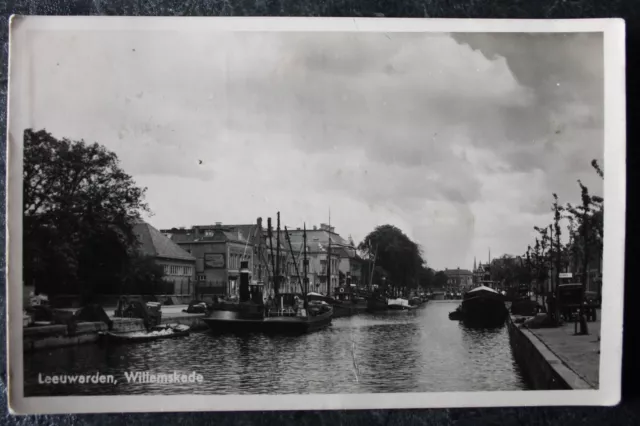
[20,30,604,270]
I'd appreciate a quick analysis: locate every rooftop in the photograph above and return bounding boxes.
[161,224,260,245]
[134,222,195,262]
[443,268,473,275]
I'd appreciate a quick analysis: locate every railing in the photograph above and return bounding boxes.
[266,307,298,317]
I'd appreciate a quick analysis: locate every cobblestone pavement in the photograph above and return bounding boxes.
[527,311,601,388]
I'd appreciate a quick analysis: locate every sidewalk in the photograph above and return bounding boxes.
[527,312,601,388]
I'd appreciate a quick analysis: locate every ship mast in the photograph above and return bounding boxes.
[284,226,305,300]
[275,212,281,299]
[327,212,332,297]
[303,223,309,304]
[267,218,276,300]
[368,243,378,289]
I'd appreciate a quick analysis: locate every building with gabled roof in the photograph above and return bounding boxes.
[133,221,196,295]
[160,219,268,299]
[443,267,474,290]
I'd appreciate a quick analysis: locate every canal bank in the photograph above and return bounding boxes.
[507,314,599,390]
[23,306,207,352]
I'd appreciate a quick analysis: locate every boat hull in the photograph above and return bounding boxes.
[366,297,389,312]
[387,304,416,311]
[448,309,463,320]
[461,298,508,327]
[307,294,361,318]
[202,309,333,335]
[98,329,190,344]
[331,304,357,318]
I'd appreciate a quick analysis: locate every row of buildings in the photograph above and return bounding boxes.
[132,218,365,299]
[441,256,602,295]
[441,258,497,291]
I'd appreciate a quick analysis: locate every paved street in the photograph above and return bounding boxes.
[527,311,601,388]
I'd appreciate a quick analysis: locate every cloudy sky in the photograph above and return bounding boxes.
[19,29,604,270]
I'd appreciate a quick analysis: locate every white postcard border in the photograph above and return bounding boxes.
[6,16,626,415]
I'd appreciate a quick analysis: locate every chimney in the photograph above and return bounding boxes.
[194,226,200,239]
[313,226,317,230]
[257,217,263,228]
[239,260,250,302]
[215,222,222,226]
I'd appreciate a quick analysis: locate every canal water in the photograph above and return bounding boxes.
[24,301,530,396]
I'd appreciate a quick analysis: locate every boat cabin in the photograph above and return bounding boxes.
[249,281,264,304]
[334,286,353,302]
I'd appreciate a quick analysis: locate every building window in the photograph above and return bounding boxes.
[205,230,214,237]
[198,275,206,281]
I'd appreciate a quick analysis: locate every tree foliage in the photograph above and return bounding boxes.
[417,266,435,289]
[489,254,530,287]
[124,253,171,295]
[513,159,604,304]
[358,224,424,291]
[23,129,153,297]
[432,271,449,288]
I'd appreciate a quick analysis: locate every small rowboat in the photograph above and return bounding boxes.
[448,308,463,321]
[99,323,191,344]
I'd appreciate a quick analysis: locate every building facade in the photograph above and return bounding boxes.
[162,220,265,299]
[287,224,352,296]
[443,268,474,290]
[337,246,364,287]
[162,220,360,299]
[133,221,196,295]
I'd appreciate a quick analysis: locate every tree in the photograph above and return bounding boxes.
[418,266,435,289]
[124,253,169,295]
[565,180,603,335]
[433,271,448,288]
[23,129,150,298]
[551,193,563,324]
[358,225,424,296]
[531,226,552,309]
[489,254,529,288]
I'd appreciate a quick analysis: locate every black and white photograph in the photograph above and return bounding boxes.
[6,16,626,414]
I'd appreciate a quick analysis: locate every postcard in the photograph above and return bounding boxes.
[5,16,626,414]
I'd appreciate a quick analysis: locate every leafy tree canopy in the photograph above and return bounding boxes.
[23,129,152,297]
[358,224,424,289]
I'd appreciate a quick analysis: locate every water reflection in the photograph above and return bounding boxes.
[24,302,529,396]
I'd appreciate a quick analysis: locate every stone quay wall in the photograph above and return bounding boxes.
[507,315,592,390]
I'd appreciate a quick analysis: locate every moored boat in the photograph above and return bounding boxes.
[202,215,334,335]
[387,297,416,311]
[366,294,389,312]
[99,323,190,344]
[307,292,355,318]
[448,306,463,320]
[409,296,423,307]
[203,302,333,334]
[459,285,508,327]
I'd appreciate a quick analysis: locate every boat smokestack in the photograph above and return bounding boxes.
[239,260,250,302]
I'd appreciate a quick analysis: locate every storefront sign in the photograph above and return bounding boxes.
[204,253,225,269]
